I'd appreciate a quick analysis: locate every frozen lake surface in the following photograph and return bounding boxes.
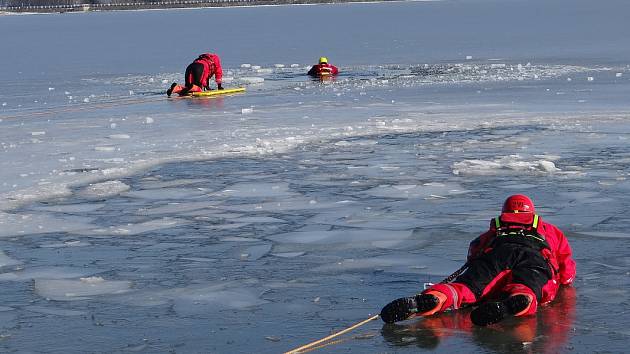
[1,0,630,353]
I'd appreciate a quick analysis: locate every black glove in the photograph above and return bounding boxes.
[380,296,418,323]
[217,83,224,90]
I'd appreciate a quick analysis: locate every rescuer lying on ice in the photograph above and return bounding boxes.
[167,53,223,97]
[380,195,576,326]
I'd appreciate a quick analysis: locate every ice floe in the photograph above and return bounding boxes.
[78,180,130,199]
[35,276,132,301]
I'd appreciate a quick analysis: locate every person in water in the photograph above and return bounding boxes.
[380,194,576,326]
[167,53,223,97]
[307,57,339,77]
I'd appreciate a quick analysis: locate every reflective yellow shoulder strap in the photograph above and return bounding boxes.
[532,214,539,228]
[495,217,501,228]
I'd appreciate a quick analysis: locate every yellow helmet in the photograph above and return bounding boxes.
[319,57,328,64]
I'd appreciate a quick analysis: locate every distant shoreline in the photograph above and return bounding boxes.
[0,0,434,14]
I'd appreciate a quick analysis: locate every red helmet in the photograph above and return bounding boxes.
[500,194,536,224]
[502,194,535,213]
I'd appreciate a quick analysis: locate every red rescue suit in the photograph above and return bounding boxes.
[424,213,576,317]
[383,286,576,350]
[188,53,223,89]
[171,53,223,96]
[307,63,339,77]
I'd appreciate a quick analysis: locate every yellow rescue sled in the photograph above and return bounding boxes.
[189,87,246,97]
